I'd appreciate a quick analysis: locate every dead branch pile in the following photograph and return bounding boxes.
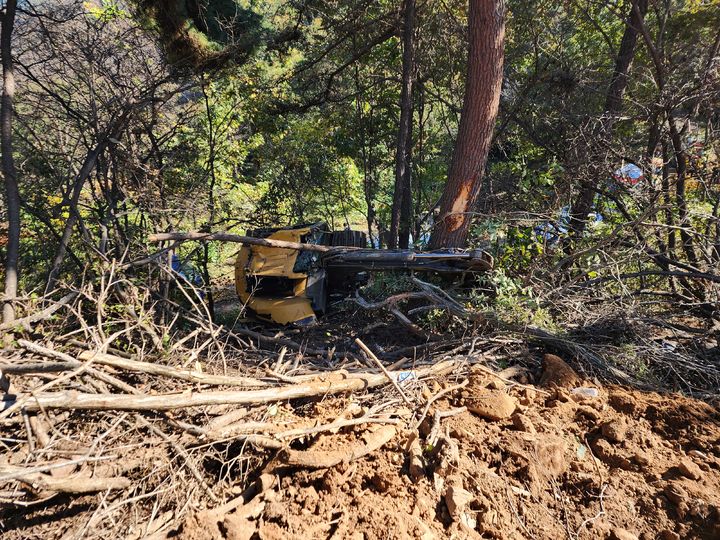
[0,267,500,539]
[1,257,718,539]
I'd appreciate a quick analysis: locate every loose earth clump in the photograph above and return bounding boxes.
[2,293,719,540]
[176,358,720,540]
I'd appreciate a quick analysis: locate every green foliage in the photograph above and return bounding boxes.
[134,0,266,67]
[471,269,558,330]
[7,0,720,318]
[254,125,367,226]
[499,226,546,272]
[358,272,415,303]
[85,0,129,21]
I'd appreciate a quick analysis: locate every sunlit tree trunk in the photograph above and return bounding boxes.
[429,0,505,249]
[200,78,216,321]
[389,0,415,249]
[398,126,413,247]
[1,0,18,328]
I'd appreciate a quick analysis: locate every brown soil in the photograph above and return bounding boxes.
[178,358,720,540]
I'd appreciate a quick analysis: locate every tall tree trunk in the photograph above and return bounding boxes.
[200,79,216,321]
[47,140,112,291]
[353,51,377,246]
[603,0,648,115]
[1,0,18,328]
[389,0,415,249]
[667,113,699,268]
[429,0,505,249]
[398,126,413,247]
[414,79,426,243]
[568,0,648,238]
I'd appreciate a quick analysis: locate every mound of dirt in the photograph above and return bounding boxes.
[180,364,720,540]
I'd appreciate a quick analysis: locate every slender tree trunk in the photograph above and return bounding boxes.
[429,0,505,249]
[661,142,675,252]
[47,141,110,290]
[200,79,216,320]
[645,111,669,264]
[352,52,377,247]
[398,126,413,248]
[667,113,699,267]
[603,0,648,114]
[568,0,648,238]
[389,0,415,249]
[414,79,426,243]
[1,0,18,328]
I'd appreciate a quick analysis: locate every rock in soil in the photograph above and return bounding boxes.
[444,476,474,519]
[664,482,689,505]
[512,413,536,433]
[678,458,703,480]
[632,452,651,468]
[602,418,628,443]
[465,389,516,421]
[576,405,602,421]
[539,353,581,388]
[223,514,256,540]
[610,528,639,540]
[536,437,568,477]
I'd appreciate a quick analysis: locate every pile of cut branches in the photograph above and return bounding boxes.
[1,257,718,539]
[0,268,499,539]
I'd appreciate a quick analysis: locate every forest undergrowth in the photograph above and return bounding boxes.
[0,253,718,539]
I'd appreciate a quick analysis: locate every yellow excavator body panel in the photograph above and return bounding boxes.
[234,226,317,325]
[233,222,491,326]
[243,227,311,279]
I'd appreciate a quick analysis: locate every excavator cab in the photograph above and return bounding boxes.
[234,223,366,326]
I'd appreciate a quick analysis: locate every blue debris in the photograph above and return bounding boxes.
[171,255,204,288]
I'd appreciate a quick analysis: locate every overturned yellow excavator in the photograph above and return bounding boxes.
[234,223,492,326]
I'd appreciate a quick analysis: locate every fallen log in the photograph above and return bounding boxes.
[78,351,269,389]
[17,340,269,388]
[7,360,455,412]
[1,464,129,494]
[148,231,332,253]
[0,361,76,373]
